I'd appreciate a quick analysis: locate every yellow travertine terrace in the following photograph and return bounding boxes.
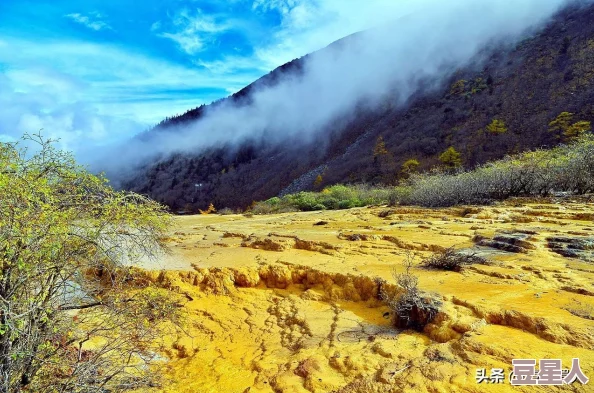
[140,200,594,393]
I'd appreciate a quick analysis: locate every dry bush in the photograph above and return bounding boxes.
[217,207,236,215]
[382,252,442,331]
[400,135,594,207]
[422,247,488,272]
[378,209,396,218]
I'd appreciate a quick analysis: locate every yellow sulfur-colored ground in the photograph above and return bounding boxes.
[140,200,594,393]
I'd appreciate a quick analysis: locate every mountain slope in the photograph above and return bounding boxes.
[124,2,594,211]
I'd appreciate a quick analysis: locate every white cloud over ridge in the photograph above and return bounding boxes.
[103,0,585,179]
[2,0,591,177]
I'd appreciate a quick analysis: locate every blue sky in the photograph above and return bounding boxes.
[0,0,412,151]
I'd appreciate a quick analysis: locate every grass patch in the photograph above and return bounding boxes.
[253,184,398,214]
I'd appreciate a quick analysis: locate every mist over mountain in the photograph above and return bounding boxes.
[116,0,594,210]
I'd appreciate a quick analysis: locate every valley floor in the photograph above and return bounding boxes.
[141,199,594,393]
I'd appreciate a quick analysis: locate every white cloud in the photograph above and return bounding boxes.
[104,0,577,176]
[0,39,253,97]
[250,0,421,69]
[156,8,231,54]
[159,31,205,54]
[155,1,423,78]
[0,38,263,156]
[150,21,161,31]
[64,12,112,31]
[252,0,297,14]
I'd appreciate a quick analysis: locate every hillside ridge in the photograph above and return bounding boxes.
[124,2,594,211]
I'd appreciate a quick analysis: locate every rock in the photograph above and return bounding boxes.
[477,232,536,253]
[294,358,321,378]
[241,237,289,251]
[233,268,261,287]
[371,342,393,359]
[546,236,594,261]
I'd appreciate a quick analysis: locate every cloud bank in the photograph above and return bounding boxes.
[101,0,585,180]
[0,39,249,152]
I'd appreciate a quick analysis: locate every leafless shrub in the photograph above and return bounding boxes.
[399,135,594,207]
[422,247,488,272]
[217,207,236,215]
[382,252,442,331]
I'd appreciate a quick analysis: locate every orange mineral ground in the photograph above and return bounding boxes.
[141,200,594,393]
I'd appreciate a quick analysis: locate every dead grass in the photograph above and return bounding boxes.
[422,247,489,272]
[564,299,594,320]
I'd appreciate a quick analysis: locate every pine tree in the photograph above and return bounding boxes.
[549,112,591,141]
[564,121,591,141]
[373,136,389,157]
[486,119,508,134]
[313,174,323,188]
[401,159,420,176]
[549,112,574,134]
[439,147,462,168]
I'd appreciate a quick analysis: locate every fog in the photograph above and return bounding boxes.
[96,0,588,181]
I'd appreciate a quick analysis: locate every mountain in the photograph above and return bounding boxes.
[123,2,594,211]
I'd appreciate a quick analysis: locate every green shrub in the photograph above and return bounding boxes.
[325,184,355,201]
[251,203,277,215]
[321,197,340,209]
[289,192,320,211]
[387,187,412,206]
[266,197,281,205]
[338,200,355,209]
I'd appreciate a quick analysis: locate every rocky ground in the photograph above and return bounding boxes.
[140,199,594,393]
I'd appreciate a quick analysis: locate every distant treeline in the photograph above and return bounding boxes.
[251,135,594,213]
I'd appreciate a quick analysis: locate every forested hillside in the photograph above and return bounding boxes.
[124,2,594,211]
